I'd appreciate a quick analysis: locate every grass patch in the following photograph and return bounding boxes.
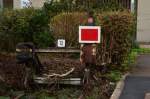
[0,97,10,99]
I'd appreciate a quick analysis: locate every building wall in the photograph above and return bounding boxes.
[30,0,45,8]
[13,0,21,9]
[13,0,45,9]
[137,0,150,43]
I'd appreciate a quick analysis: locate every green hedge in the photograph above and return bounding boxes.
[50,11,134,67]
[0,8,54,52]
[43,0,125,13]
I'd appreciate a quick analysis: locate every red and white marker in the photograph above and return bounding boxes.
[79,26,101,43]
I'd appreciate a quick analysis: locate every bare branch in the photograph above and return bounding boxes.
[44,67,75,78]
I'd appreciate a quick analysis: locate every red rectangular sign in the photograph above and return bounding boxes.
[79,26,101,43]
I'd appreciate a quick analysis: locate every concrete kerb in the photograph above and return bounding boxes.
[110,73,130,99]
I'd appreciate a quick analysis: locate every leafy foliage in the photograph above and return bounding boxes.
[107,70,121,82]
[96,11,134,66]
[43,0,126,13]
[29,9,54,48]
[0,8,54,51]
[0,9,33,51]
[50,11,134,67]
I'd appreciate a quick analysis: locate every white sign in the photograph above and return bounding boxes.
[79,26,101,43]
[57,39,65,48]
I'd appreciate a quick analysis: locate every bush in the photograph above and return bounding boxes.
[107,70,121,82]
[0,8,54,51]
[0,9,33,51]
[50,12,87,47]
[50,11,134,67]
[29,9,54,48]
[96,11,134,66]
[43,0,126,13]
[33,31,54,48]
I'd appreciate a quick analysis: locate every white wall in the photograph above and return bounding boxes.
[137,0,150,43]
[13,0,21,9]
[30,0,45,8]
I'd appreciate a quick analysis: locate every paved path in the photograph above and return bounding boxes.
[119,54,150,99]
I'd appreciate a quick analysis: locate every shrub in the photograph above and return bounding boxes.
[96,11,134,66]
[50,11,134,67]
[43,0,126,13]
[29,9,54,48]
[50,12,87,47]
[107,70,121,82]
[0,9,33,51]
[33,31,54,48]
[0,8,54,51]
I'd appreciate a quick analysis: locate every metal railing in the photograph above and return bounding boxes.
[99,0,131,9]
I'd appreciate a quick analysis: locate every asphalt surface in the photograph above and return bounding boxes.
[119,54,150,99]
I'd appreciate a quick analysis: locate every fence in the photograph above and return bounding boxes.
[98,0,131,9]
